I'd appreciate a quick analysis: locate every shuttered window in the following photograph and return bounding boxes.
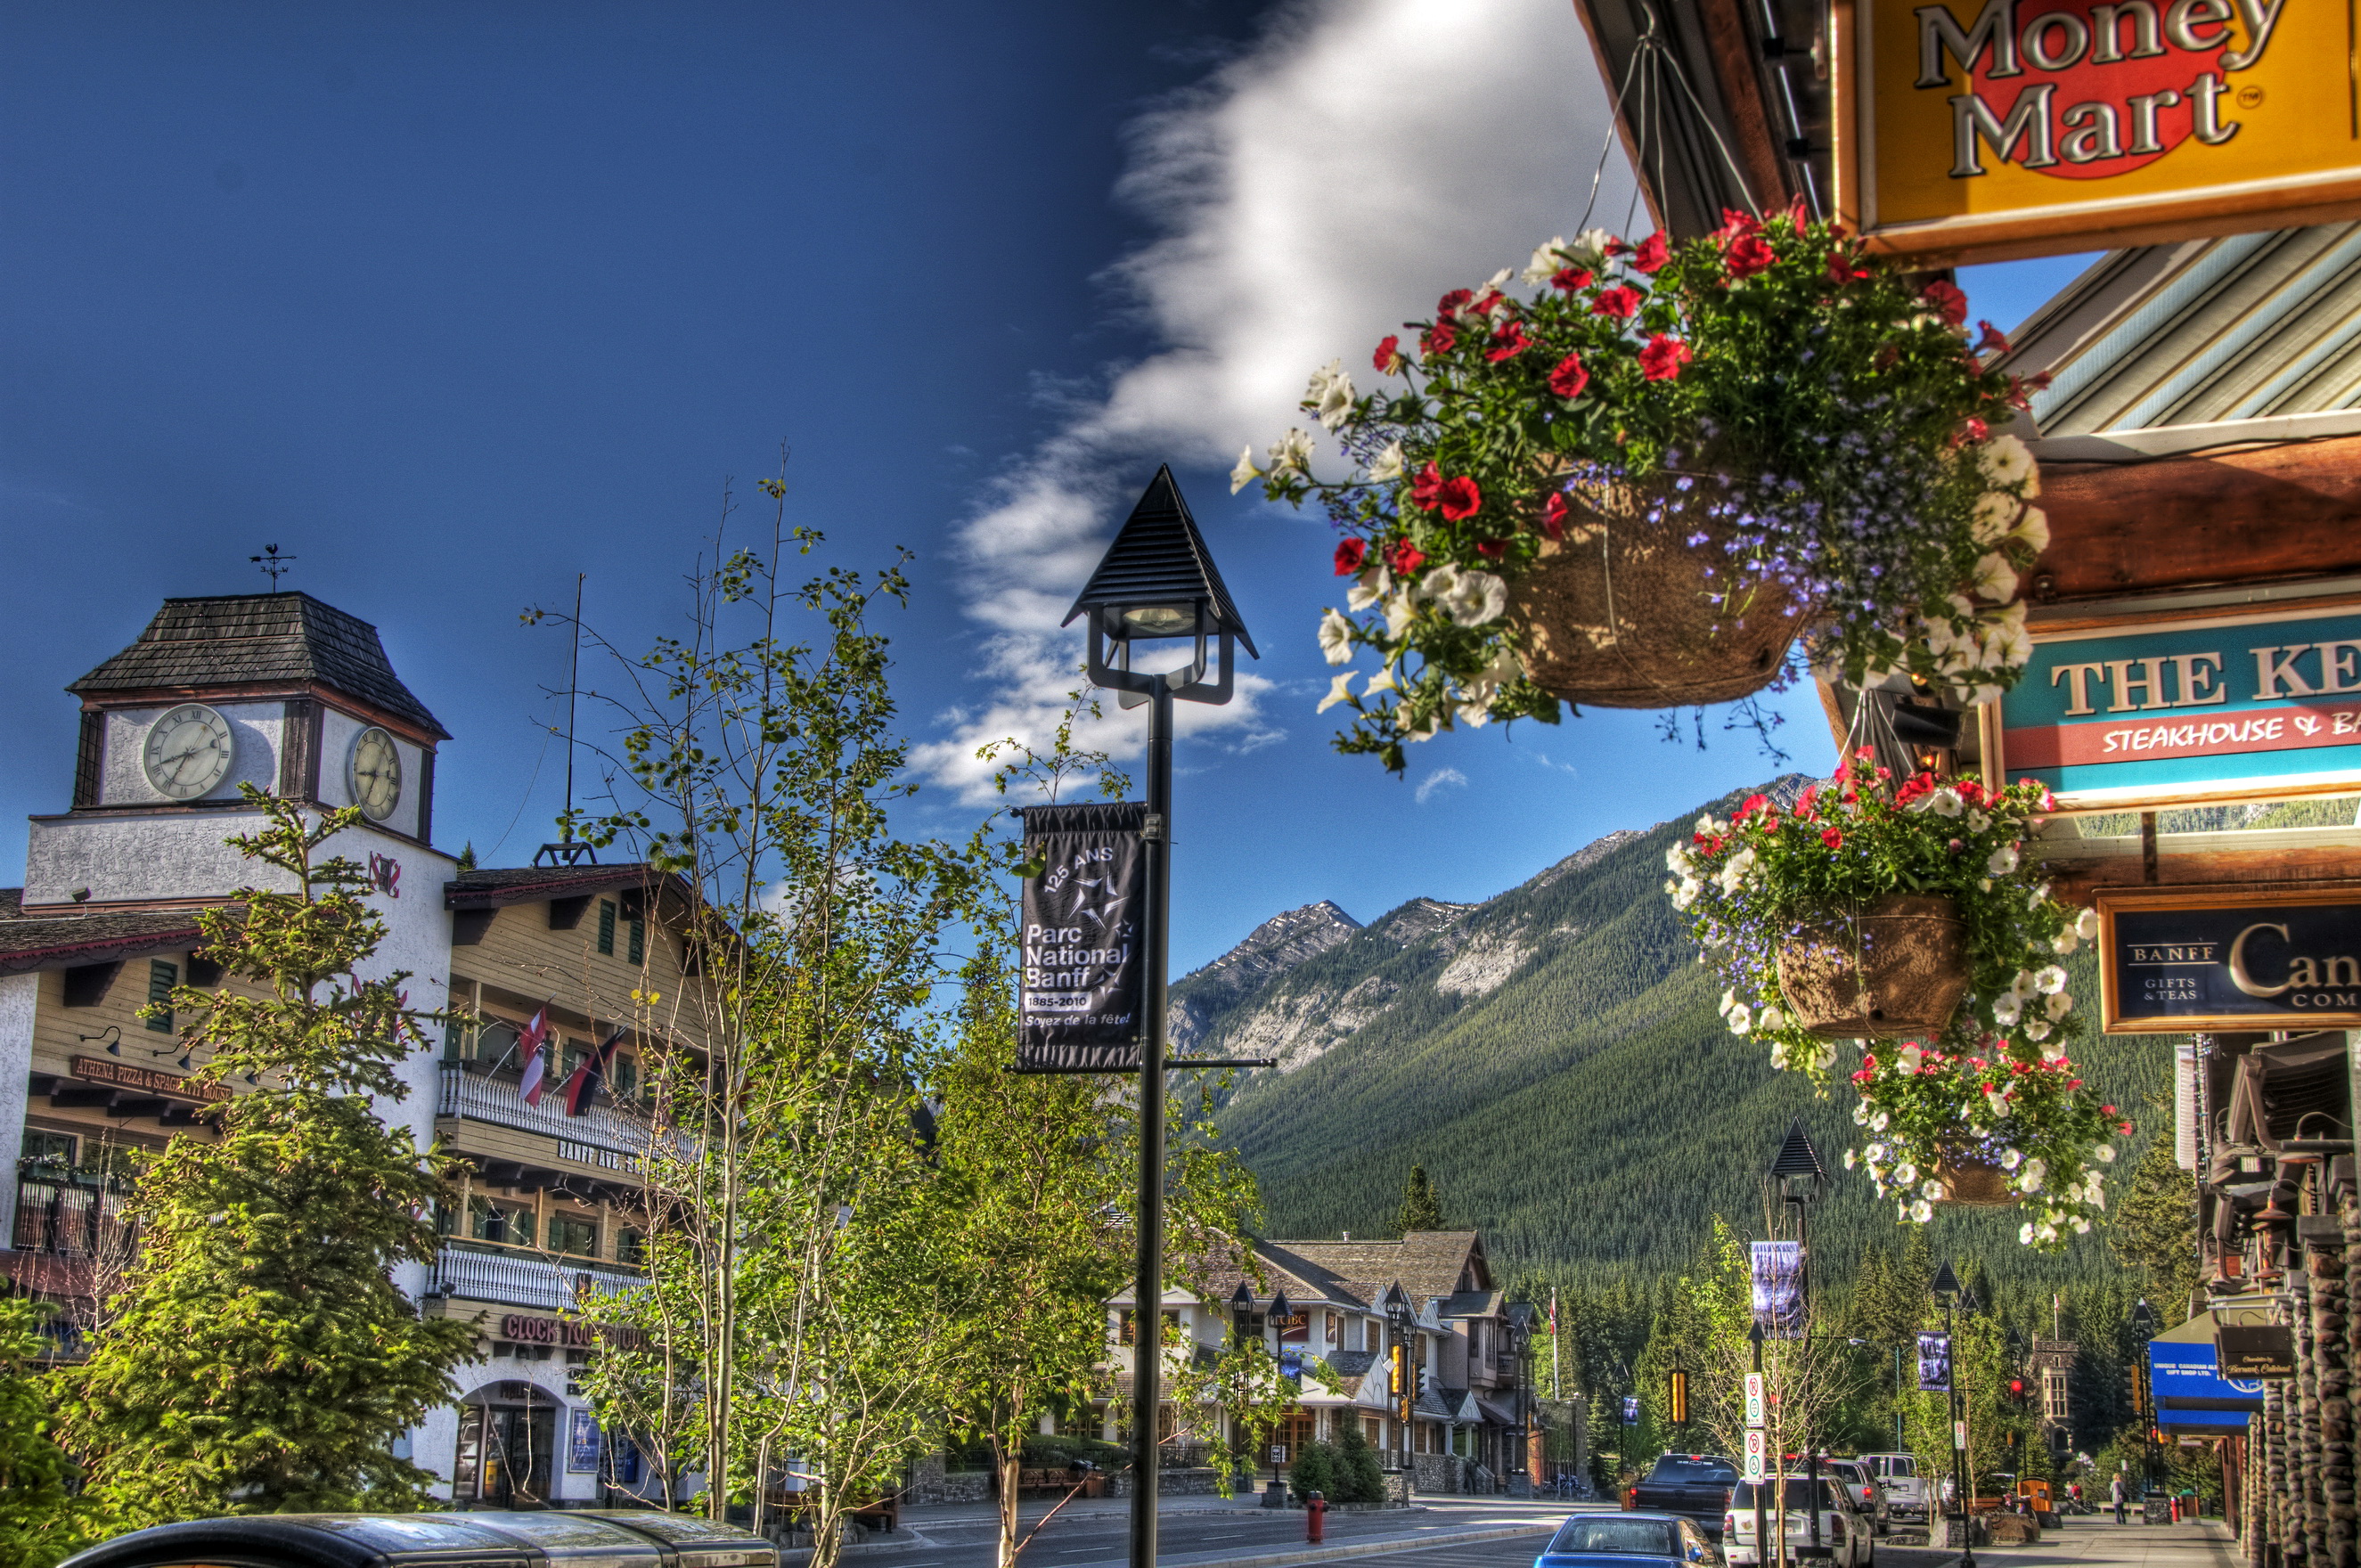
[597,900,617,955]
[146,960,177,1033]
[627,916,644,966]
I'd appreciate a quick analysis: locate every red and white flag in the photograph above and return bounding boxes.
[518,1005,551,1107]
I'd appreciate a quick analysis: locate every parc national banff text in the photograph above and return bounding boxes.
[1918,0,2283,178]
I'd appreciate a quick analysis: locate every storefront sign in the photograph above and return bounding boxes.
[499,1313,600,1349]
[568,1407,601,1473]
[2216,1323,2295,1378]
[1844,0,2361,264]
[2097,887,2361,1032]
[2150,1340,2264,1428]
[70,1055,229,1103]
[1013,802,1147,1073]
[1987,597,2361,812]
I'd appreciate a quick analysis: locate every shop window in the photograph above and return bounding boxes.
[617,1228,647,1265]
[20,1131,76,1166]
[549,1214,599,1258]
[471,1198,535,1248]
[145,960,177,1032]
[598,901,617,956]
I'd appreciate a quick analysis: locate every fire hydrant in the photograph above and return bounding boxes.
[1306,1492,1328,1544]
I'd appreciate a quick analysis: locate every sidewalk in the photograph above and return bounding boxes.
[1936,1516,2237,1568]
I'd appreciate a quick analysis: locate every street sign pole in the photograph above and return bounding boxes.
[1749,1337,1768,1568]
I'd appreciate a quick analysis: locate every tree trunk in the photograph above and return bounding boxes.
[997,1444,1024,1568]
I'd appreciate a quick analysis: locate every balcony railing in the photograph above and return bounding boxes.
[432,1240,646,1311]
[437,1064,657,1165]
[12,1166,136,1258]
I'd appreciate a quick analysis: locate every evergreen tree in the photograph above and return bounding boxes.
[58,791,477,1522]
[1395,1164,1443,1233]
[2112,1097,2198,1323]
[0,1300,85,1568]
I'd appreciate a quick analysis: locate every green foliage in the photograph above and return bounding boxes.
[0,1300,87,1568]
[1287,1438,1338,1499]
[1330,1422,1386,1503]
[1395,1164,1443,1233]
[58,789,477,1523]
[2112,1098,2199,1322]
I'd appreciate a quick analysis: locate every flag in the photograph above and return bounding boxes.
[561,1026,627,1117]
[1548,1290,1558,1335]
[518,1005,552,1107]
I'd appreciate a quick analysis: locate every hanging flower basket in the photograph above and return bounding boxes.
[1929,1151,2017,1207]
[1772,893,1969,1040]
[1507,471,1812,708]
[1241,210,2052,773]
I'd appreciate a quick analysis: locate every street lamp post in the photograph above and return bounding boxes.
[1507,1303,1538,1498]
[1066,467,1259,1568]
[1768,1121,1827,1565]
[1932,1262,1977,1568]
[2130,1298,2157,1505]
[1749,1320,1769,1568]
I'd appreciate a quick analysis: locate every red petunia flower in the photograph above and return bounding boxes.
[1550,265,1593,293]
[1410,462,1444,510]
[1435,476,1482,521]
[1974,320,2012,356]
[1373,335,1403,374]
[1386,538,1426,577]
[1630,233,1669,274]
[2118,1120,2135,1134]
[1591,286,1642,321]
[1821,827,1843,849]
[1475,539,1506,560]
[1923,279,1969,327]
[1958,416,1989,444]
[1826,250,1871,285]
[1421,321,1458,355]
[1725,234,1777,280]
[1540,492,1569,541]
[1437,288,1474,317]
[2101,1105,2116,1116]
[1485,320,1532,362]
[1334,539,1368,576]
[1739,793,1769,818]
[1548,350,1589,400]
[1638,335,1693,381]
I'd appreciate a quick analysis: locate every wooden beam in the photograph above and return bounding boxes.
[2042,845,2361,906]
[2031,437,2361,604]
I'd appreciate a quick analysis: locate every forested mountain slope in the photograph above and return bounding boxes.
[1197,781,2174,1283]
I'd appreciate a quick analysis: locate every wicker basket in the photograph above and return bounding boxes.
[1506,469,1813,709]
[1774,894,1969,1039]
[1932,1155,2019,1207]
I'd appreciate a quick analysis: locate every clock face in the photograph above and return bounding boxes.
[142,704,235,800]
[347,727,404,822]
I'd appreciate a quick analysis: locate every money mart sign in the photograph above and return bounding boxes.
[1843,0,2361,263]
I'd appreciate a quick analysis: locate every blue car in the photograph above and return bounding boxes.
[1535,1511,1717,1568]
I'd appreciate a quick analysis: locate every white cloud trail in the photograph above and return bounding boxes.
[914,0,1634,802]
[1414,766,1470,805]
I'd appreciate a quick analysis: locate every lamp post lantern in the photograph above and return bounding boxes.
[1065,467,1258,1568]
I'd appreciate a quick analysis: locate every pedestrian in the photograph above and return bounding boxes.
[2111,1471,2128,1525]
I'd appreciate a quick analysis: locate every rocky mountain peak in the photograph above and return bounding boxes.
[1167,901,1365,1052]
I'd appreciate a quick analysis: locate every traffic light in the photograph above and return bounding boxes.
[1669,1369,1688,1425]
[2007,1377,2028,1405]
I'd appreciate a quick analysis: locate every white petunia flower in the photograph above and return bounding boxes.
[1523,237,1572,285]
[1910,1199,1933,1223]
[1991,993,2022,1026]
[1367,439,1405,484]
[1922,1179,1945,1201]
[1317,672,1356,714]
[1728,1003,1754,1034]
[2025,1021,2051,1042]
[1761,1007,1785,1033]
[1573,227,1618,262]
[2011,505,2050,553]
[1319,609,1355,666]
[1347,565,1390,613]
[2019,1221,2036,1245]
[1362,668,1397,696]
[1306,359,1357,433]
[1385,592,1417,641]
[1437,568,1508,628]
[2034,965,2068,994]
[1989,843,2021,876]
[2072,1217,2091,1234]
[2054,931,2079,955]
[1720,988,1738,1016]
[1844,1147,1858,1168]
[1851,1100,1869,1126]
[1930,788,1965,819]
[2097,1144,2116,1164]
[2020,1156,2047,1193]
[1968,809,1991,832]
[2046,991,2072,1019]
[1894,1163,1920,1186]
[2001,1147,2024,1170]
[1981,433,2037,487]
[1268,428,1315,478]
[1971,552,2020,602]
[1230,445,1263,494]
[1871,1110,1890,1133]
[2077,908,2101,939]
[1866,1143,1889,1164]
[1971,491,2019,544]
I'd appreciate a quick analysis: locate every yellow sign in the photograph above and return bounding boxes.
[1841,0,2361,263]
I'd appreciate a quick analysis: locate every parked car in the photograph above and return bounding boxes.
[1534,1511,1716,1568]
[1824,1458,1892,1535]
[1857,1452,1927,1521]
[1627,1452,1740,1539]
[58,1512,780,1568]
[1722,1476,1875,1568]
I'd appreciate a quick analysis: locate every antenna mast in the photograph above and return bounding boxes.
[563,573,583,839]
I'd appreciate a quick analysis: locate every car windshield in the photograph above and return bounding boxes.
[1646,1456,1737,1484]
[1548,1519,1681,1556]
[1730,1480,1846,1510]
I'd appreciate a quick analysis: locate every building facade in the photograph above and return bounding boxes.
[0,592,694,1507]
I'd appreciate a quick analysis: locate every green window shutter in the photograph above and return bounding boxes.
[598,901,617,956]
[628,917,644,966]
[145,960,178,1033]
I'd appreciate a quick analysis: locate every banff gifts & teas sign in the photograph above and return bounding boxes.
[1843,0,2361,261]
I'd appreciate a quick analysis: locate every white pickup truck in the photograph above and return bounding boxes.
[1856,1453,1927,1522]
[1721,1476,1874,1568]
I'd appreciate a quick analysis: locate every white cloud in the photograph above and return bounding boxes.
[925,0,1632,802]
[1415,767,1469,805]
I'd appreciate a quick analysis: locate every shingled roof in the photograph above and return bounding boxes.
[446,863,686,910]
[1263,1231,1490,1306]
[0,888,214,976]
[68,592,447,739]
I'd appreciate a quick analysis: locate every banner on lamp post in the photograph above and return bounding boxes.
[1918,1331,1954,1392]
[1751,1241,1804,1339]
[1013,802,1147,1073]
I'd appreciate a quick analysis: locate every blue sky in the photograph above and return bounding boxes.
[0,1,2099,974]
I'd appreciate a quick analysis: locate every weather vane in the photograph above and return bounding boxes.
[250,543,297,587]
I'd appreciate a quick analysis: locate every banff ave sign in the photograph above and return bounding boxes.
[1842,0,2361,262]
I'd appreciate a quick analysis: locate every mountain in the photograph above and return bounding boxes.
[1194,780,2171,1286]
